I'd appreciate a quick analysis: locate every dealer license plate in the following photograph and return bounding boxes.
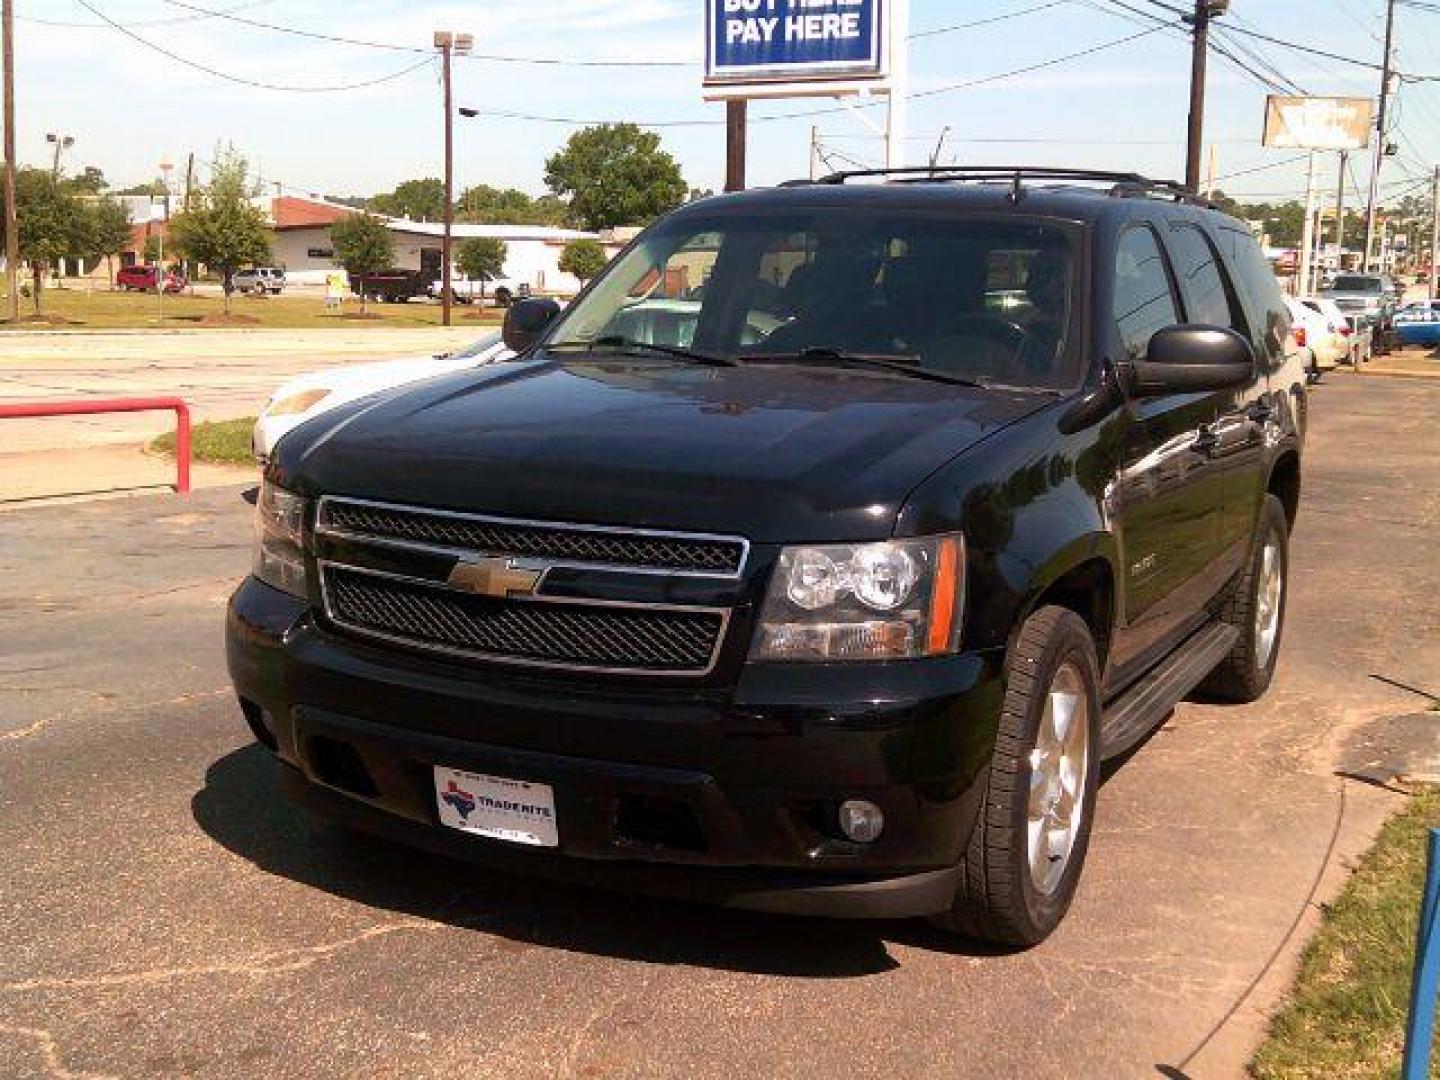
[433,766,558,848]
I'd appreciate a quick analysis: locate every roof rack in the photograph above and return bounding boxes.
[799,165,1214,208]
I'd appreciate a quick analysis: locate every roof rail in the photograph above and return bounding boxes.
[802,165,1214,208]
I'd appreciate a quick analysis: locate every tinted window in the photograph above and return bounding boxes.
[1113,226,1179,361]
[1168,224,1243,330]
[1221,227,1288,359]
[548,214,1084,388]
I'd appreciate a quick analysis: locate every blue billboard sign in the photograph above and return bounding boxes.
[705,0,887,85]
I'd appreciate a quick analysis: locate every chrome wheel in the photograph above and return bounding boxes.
[1027,662,1090,896]
[1255,537,1283,669]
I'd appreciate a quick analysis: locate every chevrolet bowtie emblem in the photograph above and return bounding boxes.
[446,555,545,599]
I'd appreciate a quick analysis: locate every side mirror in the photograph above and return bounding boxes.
[502,297,562,353]
[1129,325,1255,395]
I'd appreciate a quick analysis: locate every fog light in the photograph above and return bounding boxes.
[838,799,885,843]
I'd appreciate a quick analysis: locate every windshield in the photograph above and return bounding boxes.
[1331,275,1382,292]
[544,211,1084,389]
[450,331,504,359]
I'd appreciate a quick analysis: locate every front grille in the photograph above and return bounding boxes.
[323,566,726,675]
[320,498,745,576]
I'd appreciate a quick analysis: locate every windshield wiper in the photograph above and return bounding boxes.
[549,336,737,368]
[746,347,990,388]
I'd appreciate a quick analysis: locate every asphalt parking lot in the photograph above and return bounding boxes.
[2,375,1437,1079]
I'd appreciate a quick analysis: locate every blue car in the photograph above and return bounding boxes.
[1395,300,1440,347]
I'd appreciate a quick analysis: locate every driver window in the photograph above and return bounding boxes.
[1114,227,1180,361]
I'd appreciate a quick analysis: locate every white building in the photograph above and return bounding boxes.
[267,195,606,294]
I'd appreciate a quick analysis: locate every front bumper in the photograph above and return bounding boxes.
[226,576,1005,918]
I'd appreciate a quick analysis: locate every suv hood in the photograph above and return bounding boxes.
[274,357,1053,543]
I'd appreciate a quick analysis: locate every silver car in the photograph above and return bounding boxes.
[233,266,287,295]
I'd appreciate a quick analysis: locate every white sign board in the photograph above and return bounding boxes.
[1263,96,1375,151]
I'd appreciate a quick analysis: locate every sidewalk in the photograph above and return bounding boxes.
[1363,346,1440,379]
[0,443,254,506]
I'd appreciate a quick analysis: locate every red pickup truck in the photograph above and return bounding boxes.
[116,265,186,293]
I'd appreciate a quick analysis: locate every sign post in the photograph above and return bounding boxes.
[703,0,906,178]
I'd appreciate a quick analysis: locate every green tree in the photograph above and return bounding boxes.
[558,238,607,284]
[456,236,507,302]
[142,233,162,265]
[167,147,270,312]
[0,168,85,316]
[66,166,108,195]
[456,184,571,226]
[544,124,686,231]
[114,180,167,196]
[330,212,394,313]
[78,197,137,285]
[369,178,446,221]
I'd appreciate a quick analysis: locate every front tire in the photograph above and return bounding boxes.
[1199,493,1289,703]
[929,606,1102,947]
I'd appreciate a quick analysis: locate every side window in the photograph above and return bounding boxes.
[1113,226,1180,361]
[1168,223,1244,330]
[1222,227,1289,362]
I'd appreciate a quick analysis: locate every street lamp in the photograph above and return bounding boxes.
[155,160,174,325]
[46,131,74,179]
[434,30,473,328]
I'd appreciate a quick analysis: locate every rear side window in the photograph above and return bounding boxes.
[1168,223,1244,330]
[1221,227,1288,362]
[1113,226,1180,361]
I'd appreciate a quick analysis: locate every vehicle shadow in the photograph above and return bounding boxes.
[192,744,1014,977]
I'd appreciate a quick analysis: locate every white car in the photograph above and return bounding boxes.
[1284,296,1344,381]
[430,276,528,307]
[1301,296,1368,367]
[252,331,511,462]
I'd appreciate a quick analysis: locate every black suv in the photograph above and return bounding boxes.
[229,168,1305,946]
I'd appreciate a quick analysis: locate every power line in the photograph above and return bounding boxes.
[459,25,1168,128]
[910,1,1070,40]
[72,0,436,92]
[16,0,269,29]
[1212,154,1312,183]
[154,0,693,67]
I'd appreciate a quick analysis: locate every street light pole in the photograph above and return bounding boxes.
[46,132,73,180]
[2,0,17,322]
[434,30,472,329]
[1430,164,1439,302]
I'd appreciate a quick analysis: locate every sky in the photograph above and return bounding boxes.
[13,0,1440,211]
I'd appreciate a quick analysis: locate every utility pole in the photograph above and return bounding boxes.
[1334,150,1348,266]
[1299,152,1319,297]
[2,0,17,322]
[725,100,746,192]
[434,30,472,328]
[1184,1,1227,192]
[1365,0,1397,272]
[1430,164,1439,301]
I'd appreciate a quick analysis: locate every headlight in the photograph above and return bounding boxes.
[253,479,309,598]
[265,388,331,417]
[751,536,964,662]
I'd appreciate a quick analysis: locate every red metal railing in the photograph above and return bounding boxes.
[0,396,192,494]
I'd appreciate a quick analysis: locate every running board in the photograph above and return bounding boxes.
[1100,622,1239,760]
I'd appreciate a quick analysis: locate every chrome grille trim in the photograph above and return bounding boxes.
[318,562,730,677]
[315,495,748,579]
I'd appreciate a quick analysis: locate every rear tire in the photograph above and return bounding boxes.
[928,606,1102,948]
[1198,494,1289,703]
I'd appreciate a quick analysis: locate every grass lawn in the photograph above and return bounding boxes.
[1251,786,1440,1079]
[150,417,257,465]
[1,286,505,330]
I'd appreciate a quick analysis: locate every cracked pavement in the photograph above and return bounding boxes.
[2,376,1437,1079]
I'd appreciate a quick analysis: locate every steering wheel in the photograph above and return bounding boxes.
[931,313,1050,376]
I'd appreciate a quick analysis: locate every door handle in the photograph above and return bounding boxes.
[1245,401,1274,423]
